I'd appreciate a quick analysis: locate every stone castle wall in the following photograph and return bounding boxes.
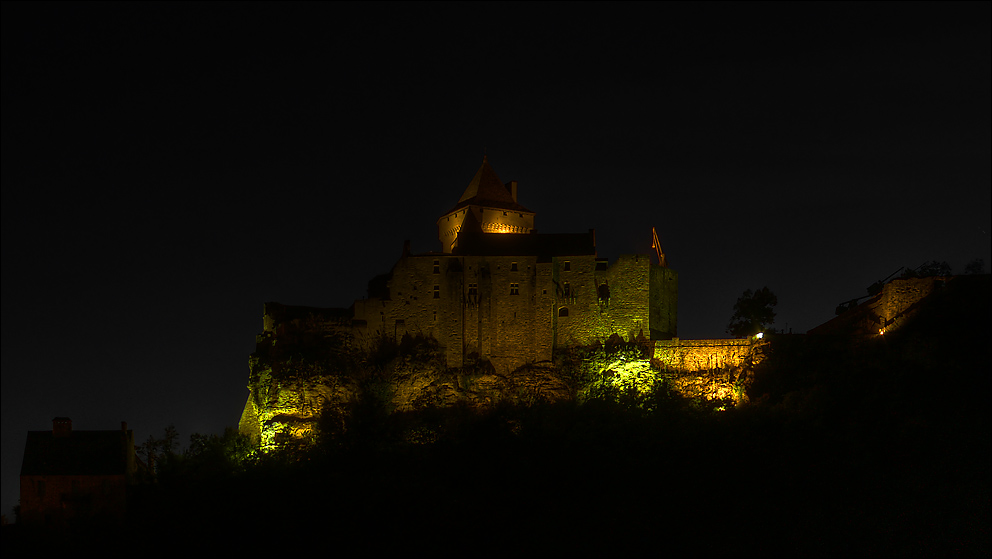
[654,338,755,372]
[352,252,677,372]
[809,276,950,337]
[873,277,945,333]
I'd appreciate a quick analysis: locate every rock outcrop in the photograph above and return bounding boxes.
[240,303,760,449]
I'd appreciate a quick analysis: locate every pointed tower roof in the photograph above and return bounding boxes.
[446,157,533,214]
[458,203,484,234]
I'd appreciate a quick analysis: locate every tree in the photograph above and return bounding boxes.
[965,258,985,275]
[727,287,777,337]
[902,260,952,278]
[137,424,180,480]
[917,260,952,277]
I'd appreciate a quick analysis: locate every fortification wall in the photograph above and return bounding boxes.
[351,252,677,371]
[809,276,950,337]
[654,338,755,372]
[873,277,945,332]
[554,254,656,347]
[351,253,555,370]
[650,265,678,339]
[477,255,553,372]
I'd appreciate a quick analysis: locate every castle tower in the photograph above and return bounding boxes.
[436,157,536,253]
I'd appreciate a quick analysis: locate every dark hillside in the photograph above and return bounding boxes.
[4,277,989,558]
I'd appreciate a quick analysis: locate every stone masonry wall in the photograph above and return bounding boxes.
[873,277,945,333]
[351,252,675,373]
[554,254,660,347]
[808,276,950,337]
[654,338,755,372]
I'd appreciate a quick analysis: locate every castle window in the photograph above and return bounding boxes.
[433,260,440,274]
[558,307,569,317]
[433,285,440,299]
[503,211,507,216]
[468,283,477,297]
[511,261,518,271]
[510,283,519,295]
[433,311,437,321]
[563,261,571,271]
[596,260,608,271]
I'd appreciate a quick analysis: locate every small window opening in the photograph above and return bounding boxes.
[433,285,440,299]
[510,283,520,295]
[511,261,518,271]
[558,307,569,317]
[563,261,571,271]
[433,260,440,274]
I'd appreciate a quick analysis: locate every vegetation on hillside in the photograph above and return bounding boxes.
[7,278,988,558]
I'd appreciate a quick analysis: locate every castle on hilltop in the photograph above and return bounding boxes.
[349,157,678,372]
[241,159,768,443]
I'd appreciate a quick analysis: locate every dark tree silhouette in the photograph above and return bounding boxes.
[903,260,952,278]
[727,287,777,337]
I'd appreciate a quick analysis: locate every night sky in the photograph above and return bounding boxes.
[2,2,989,519]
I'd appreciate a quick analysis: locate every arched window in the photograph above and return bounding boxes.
[558,307,569,317]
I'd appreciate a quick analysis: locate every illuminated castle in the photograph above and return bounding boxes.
[350,157,679,372]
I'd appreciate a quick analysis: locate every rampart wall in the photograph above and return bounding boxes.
[873,277,945,332]
[350,252,677,372]
[809,276,950,337]
[654,338,755,372]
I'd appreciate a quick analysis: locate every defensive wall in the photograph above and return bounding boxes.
[653,337,756,372]
[553,253,677,349]
[809,276,952,337]
[351,251,678,373]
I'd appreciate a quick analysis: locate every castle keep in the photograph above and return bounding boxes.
[350,157,678,372]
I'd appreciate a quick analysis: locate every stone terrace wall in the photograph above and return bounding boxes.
[809,276,950,337]
[873,277,946,332]
[654,338,754,372]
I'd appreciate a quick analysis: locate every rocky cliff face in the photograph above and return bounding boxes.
[240,303,758,450]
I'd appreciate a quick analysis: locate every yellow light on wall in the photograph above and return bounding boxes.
[755,332,763,339]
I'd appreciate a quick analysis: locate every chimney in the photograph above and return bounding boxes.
[506,180,518,203]
[53,417,72,437]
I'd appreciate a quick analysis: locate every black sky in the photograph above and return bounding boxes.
[2,1,990,519]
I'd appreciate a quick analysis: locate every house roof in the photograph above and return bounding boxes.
[453,231,596,261]
[445,157,533,214]
[21,430,132,476]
